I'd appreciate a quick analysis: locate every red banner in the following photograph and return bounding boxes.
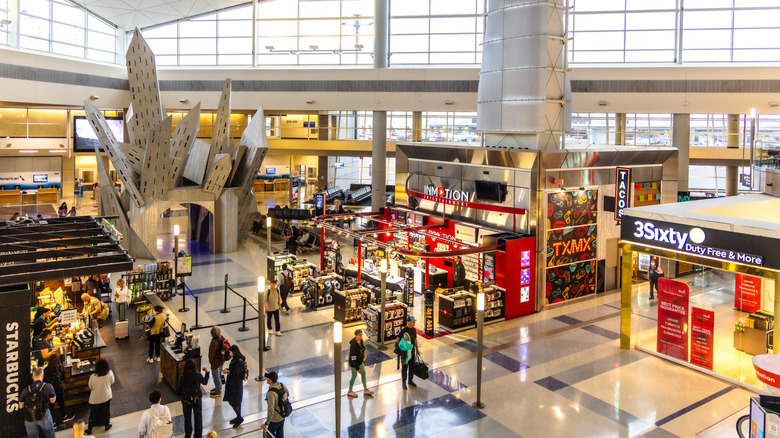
[690,307,715,370]
[735,273,762,313]
[657,278,690,361]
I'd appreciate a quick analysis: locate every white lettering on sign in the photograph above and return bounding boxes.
[423,185,470,202]
[615,167,631,221]
[632,220,763,266]
[5,322,19,413]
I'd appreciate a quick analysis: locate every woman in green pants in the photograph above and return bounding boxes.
[347,329,374,397]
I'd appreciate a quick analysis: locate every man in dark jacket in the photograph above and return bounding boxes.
[453,256,467,289]
[396,316,419,390]
[277,264,293,313]
[208,327,226,397]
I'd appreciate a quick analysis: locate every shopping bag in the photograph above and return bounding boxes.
[413,355,429,380]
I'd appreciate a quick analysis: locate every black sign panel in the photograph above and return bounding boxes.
[620,215,775,269]
[615,167,631,221]
[424,290,435,337]
[0,284,31,437]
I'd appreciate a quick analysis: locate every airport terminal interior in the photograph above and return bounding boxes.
[3,0,780,437]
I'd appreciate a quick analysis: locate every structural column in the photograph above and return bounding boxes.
[371,0,389,212]
[726,114,740,196]
[673,114,690,193]
[615,113,626,145]
[620,247,633,350]
[412,111,423,142]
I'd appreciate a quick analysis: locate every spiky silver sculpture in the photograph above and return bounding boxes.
[86,29,267,259]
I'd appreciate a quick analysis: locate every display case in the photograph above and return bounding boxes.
[155,261,174,300]
[483,285,505,323]
[333,286,371,325]
[438,291,475,332]
[291,261,316,293]
[124,264,158,302]
[735,311,775,355]
[300,272,342,310]
[267,251,297,283]
[361,302,408,343]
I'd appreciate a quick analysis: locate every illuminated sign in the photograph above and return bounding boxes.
[623,218,765,267]
[615,167,631,221]
[33,174,48,183]
[423,184,470,201]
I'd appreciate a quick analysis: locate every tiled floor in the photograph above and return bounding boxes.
[36,192,760,437]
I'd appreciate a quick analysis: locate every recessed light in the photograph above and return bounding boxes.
[19,150,38,153]
[48,149,66,153]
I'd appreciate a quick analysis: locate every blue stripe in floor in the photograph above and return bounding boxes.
[485,351,528,372]
[288,407,331,437]
[454,339,486,353]
[553,315,582,325]
[557,385,652,429]
[552,350,646,386]
[655,386,736,427]
[192,258,231,267]
[581,324,621,341]
[534,375,569,391]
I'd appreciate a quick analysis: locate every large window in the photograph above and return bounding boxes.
[0,0,8,46]
[333,156,396,189]
[389,0,484,65]
[19,0,116,63]
[329,111,479,142]
[570,1,780,64]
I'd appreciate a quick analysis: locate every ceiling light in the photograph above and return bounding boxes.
[445,99,454,105]
[770,102,780,108]
[179,98,189,103]
[265,45,274,50]
[89,95,99,100]
[309,45,319,50]
[48,149,66,153]
[19,150,38,153]
[354,44,363,49]
[598,100,607,106]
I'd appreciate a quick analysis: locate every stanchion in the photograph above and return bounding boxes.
[255,277,266,381]
[238,297,249,332]
[192,295,201,329]
[175,225,189,312]
[220,274,231,313]
[472,291,485,409]
[334,321,342,438]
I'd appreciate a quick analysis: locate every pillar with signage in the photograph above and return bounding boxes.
[1,284,32,437]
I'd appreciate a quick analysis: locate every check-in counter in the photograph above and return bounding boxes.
[0,189,21,204]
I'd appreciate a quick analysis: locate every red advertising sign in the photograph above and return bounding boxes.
[735,273,762,313]
[657,278,690,361]
[690,307,715,370]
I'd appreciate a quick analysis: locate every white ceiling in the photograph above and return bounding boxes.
[71,0,249,30]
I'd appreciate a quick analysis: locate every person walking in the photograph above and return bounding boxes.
[208,326,226,397]
[67,206,77,217]
[86,359,114,435]
[43,353,74,426]
[396,316,419,390]
[177,360,210,438]
[114,278,129,321]
[648,259,663,300]
[277,264,293,313]
[265,279,282,337]
[58,202,67,217]
[148,305,166,363]
[347,329,373,398]
[19,367,57,438]
[261,371,289,438]
[138,389,172,438]
[223,345,248,428]
[72,419,95,438]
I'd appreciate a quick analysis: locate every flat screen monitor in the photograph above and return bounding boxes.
[475,180,508,203]
[266,168,276,175]
[73,115,124,152]
[33,174,48,183]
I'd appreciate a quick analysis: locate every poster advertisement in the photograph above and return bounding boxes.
[547,190,598,229]
[546,225,598,267]
[545,260,596,304]
[690,307,714,370]
[735,273,762,313]
[657,278,690,361]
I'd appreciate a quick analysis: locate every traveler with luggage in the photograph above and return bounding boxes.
[277,264,293,313]
[177,360,210,438]
[223,345,248,428]
[81,293,108,328]
[396,316,419,390]
[138,389,173,438]
[114,278,129,321]
[19,367,57,438]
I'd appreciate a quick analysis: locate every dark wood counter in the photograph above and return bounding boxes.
[161,342,201,393]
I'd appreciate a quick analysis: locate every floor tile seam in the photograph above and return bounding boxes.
[654,385,737,427]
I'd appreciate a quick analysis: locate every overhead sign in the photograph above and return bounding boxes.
[621,216,768,268]
[615,167,631,221]
[424,184,470,201]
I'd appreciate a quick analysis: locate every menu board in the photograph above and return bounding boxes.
[657,278,690,361]
[59,308,78,325]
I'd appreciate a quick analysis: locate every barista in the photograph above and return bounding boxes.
[33,307,59,341]
[33,329,58,362]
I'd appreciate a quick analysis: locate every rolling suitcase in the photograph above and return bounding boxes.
[115,320,129,340]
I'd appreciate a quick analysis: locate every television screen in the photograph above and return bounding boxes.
[475,180,508,203]
[33,174,48,183]
[266,168,276,175]
[73,115,124,152]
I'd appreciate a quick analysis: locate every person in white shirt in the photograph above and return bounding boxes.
[138,389,171,438]
[114,278,129,321]
[86,359,115,435]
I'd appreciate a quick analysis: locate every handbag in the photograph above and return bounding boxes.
[413,354,429,380]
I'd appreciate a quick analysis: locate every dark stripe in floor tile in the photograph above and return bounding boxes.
[418,403,486,437]
[643,427,684,438]
[265,355,332,379]
[655,386,736,427]
[534,375,569,392]
[288,408,331,437]
[582,324,620,341]
[192,258,231,267]
[485,351,527,372]
[557,385,651,429]
[553,350,646,386]
[455,339,487,353]
[553,315,582,325]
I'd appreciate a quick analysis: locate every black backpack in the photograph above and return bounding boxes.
[269,384,293,418]
[219,337,231,361]
[23,383,47,422]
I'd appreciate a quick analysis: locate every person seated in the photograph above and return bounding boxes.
[10,212,20,221]
[297,229,310,247]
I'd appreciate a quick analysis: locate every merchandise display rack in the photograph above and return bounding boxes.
[361,301,408,343]
[300,272,343,310]
[267,251,297,284]
[124,264,158,302]
[291,260,316,293]
[333,285,371,325]
[483,285,505,323]
[437,291,475,332]
[155,261,174,300]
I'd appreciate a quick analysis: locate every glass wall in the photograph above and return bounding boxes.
[19,0,116,63]
[330,111,479,142]
[0,0,8,46]
[333,156,396,188]
[570,0,780,64]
